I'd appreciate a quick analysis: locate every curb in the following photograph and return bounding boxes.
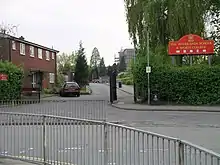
[111,104,220,113]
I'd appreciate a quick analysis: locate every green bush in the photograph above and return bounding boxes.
[43,88,52,94]
[43,87,59,94]
[0,61,24,100]
[125,79,133,85]
[134,60,220,105]
[120,77,133,84]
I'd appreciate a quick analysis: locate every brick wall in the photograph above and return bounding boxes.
[10,40,57,89]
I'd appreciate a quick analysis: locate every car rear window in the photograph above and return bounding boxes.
[65,83,79,88]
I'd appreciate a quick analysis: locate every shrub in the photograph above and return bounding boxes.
[0,61,24,100]
[125,79,133,85]
[120,77,132,84]
[43,87,59,94]
[134,61,220,105]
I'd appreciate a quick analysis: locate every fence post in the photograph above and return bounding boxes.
[104,123,108,165]
[178,141,184,165]
[43,116,47,165]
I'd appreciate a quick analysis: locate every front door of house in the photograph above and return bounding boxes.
[32,72,37,89]
[32,71,43,90]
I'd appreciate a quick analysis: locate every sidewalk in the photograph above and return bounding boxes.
[118,84,134,95]
[112,103,220,112]
[111,83,220,112]
[106,83,134,95]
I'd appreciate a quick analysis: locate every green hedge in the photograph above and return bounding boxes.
[0,61,24,100]
[119,77,133,85]
[134,63,220,105]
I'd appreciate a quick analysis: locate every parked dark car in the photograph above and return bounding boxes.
[59,82,80,97]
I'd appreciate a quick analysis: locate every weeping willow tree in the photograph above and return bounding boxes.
[124,0,220,65]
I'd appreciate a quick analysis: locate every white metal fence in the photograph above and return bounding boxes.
[0,100,107,121]
[0,112,220,165]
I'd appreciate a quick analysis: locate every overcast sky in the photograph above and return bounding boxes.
[0,0,133,65]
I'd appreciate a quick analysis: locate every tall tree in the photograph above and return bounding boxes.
[99,57,106,76]
[56,52,76,85]
[0,23,18,35]
[119,56,126,72]
[90,47,101,79]
[74,41,89,86]
[57,52,76,74]
[124,0,220,65]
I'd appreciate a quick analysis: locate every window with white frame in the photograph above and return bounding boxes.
[52,52,55,60]
[12,41,16,50]
[38,48,42,59]
[46,51,50,61]
[49,73,55,83]
[20,43,25,55]
[30,46,34,57]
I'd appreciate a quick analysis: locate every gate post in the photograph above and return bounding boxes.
[43,116,47,165]
[104,123,108,165]
[112,70,117,101]
[109,75,113,103]
[178,141,184,165]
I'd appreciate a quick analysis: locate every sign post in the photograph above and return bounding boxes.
[146,66,151,73]
[168,34,215,65]
[146,29,150,105]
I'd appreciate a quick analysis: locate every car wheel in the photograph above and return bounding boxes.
[77,93,80,97]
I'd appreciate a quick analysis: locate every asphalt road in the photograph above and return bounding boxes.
[88,84,220,154]
[0,83,220,164]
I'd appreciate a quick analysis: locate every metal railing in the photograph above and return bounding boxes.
[0,100,107,121]
[0,112,220,165]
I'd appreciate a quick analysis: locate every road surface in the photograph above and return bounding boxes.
[0,83,220,160]
[82,84,220,154]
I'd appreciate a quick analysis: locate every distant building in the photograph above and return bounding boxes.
[0,33,59,90]
[118,48,135,69]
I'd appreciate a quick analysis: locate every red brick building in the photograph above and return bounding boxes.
[0,33,59,90]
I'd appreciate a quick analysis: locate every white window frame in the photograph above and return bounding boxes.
[32,73,37,88]
[52,52,55,60]
[12,41,16,50]
[49,73,55,84]
[20,43,25,55]
[38,48,42,59]
[30,46,34,57]
[46,51,50,61]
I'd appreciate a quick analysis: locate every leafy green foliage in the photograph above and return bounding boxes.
[124,0,220,65]
[57,52,76,74]
[57,52,76,86]
[99,57,106,76]
[0,61,24,100]
[133,58,220,105]
[74,42,89,86]
[90,47,101,79]
[90,47,101,68]
[117,72,133,85]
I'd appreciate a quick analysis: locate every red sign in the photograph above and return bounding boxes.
[0,74,8,81]
[168,34,214,55]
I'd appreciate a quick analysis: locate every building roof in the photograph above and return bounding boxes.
[0,33,59,53]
